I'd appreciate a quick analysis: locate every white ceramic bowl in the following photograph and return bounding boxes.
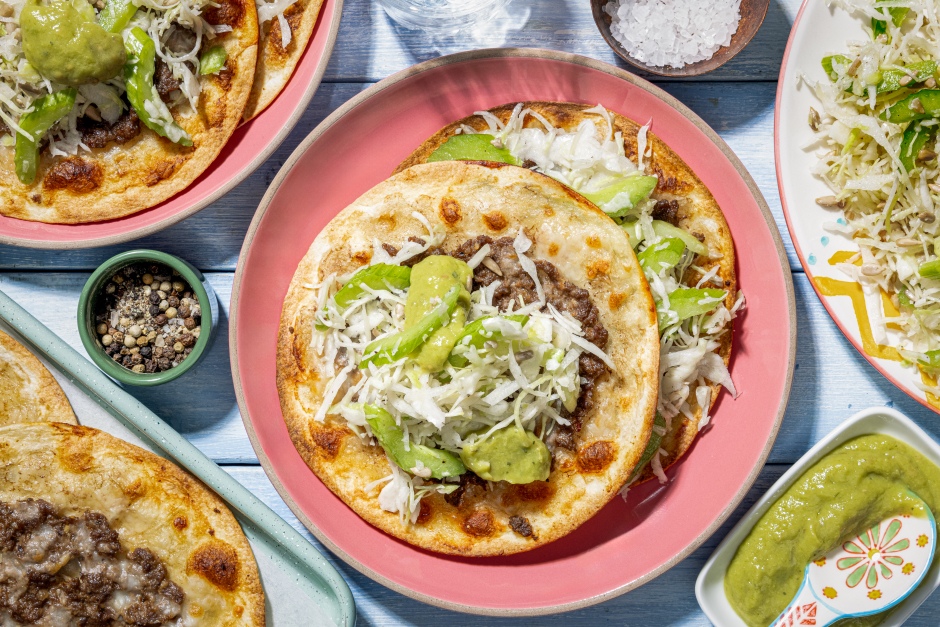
[696,407,940,626]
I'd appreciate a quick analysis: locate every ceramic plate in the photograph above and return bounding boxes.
[231,48,796,615]
[0,0,343,249]
[696,406,940,627]
[776,0,940,413]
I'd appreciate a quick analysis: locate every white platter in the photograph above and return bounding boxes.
[696,406,940,626]
[776,0,940,413]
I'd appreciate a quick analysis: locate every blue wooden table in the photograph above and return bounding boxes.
[5,0,940,623]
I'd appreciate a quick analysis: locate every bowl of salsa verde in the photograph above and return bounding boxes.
[696,407,940,627]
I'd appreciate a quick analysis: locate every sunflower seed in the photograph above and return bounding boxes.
[861,264,883,276]
[816,196,845,208]
[928,78,937,89]
[877,201,887,209]
[912,98,926,114]
[848,57,861,77]
[897,238,921,247]
[901,75,913,86]
[921,212,937,223]
[481,257,503,276]
[918,149,937,162]
[808,107,820,131]
[929,183,940,193]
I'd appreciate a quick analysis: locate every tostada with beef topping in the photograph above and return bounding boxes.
[276,161,660,555]
[398,101,745,486]
[0,0,257,223]
[0,422,265,625]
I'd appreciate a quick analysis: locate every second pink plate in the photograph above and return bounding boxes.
[231,48,796,615]
[0,0,343,248]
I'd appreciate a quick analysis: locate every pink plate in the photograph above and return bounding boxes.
[0,0,343,249]
[231,49,797,615]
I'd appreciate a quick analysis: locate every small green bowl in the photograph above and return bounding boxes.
[77,250,217,386]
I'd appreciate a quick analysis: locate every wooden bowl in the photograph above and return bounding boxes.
[591,0,769,77]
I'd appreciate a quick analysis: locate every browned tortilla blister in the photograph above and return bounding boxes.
[0,0,259,224]
[397,101,737,483]
[276,161,660,556]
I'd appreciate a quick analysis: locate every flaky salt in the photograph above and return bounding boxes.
[604,0,742,69]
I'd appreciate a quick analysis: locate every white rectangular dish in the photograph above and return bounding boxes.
[696,407,940,626]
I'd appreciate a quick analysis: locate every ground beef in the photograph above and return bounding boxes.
[444,472,487,508]
[508,515,534,538]
[0,499,185,626]
[454,236,610,431]
[155,61,181,101]
[651,199,680,226]
[78,109,141,149]
[382,234,610,438]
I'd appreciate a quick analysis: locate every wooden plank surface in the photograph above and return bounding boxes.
[323,0,802,84]
[3,271,938,465]
[224,463,940,625]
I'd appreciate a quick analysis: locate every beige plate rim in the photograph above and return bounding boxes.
[229,47,798,616]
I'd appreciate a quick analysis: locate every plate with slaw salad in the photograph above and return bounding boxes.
[777,0,940,413]
[232,48,795,614]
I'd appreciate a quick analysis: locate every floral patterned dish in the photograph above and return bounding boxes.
[696,406,940,627]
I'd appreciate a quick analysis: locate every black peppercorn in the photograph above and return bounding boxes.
[145,359,157,373]
[149,292,160,305]
[140,346,152,358]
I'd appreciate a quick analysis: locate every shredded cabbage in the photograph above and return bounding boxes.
[464,104,742,485]
[0,0,219,157]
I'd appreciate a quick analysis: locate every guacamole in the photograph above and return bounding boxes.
[404,256,472,372]
[20,0,125,86]
[725,434,940,627]
[460,425,551,484]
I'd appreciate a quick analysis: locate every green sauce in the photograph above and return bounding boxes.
[404,256,472,372]
[459,425,551,484]
[21,0,125,86]
[725,434,940,627]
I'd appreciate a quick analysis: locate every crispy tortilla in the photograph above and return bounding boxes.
[0,422,265,625]
[0,0,259,224]
[276,161,660,555]
[242,0,325,122]
[0,328,77,426]
[397,101,737,482]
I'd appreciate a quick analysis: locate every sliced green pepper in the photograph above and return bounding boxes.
[921,349,940,368]
[316,264,411,330]
[199,45,227,75]
[361,286,460,368]
[652,220,708,256]
[873,3,908,39]
[638,237,686,273]
[14,89,77,185]
[628,411,666,482]
[447,314,529,367]
[881,90,940,124]
[427,134,521,165]
[899,286,913,307]
[899,123,934,173]
[97,0,137,33]
[664,288,727,324]
[581,174,658,217]
[822,56,936,94]
[918,259,940,278]
[364,404,465,479]
[124,27,192,146]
